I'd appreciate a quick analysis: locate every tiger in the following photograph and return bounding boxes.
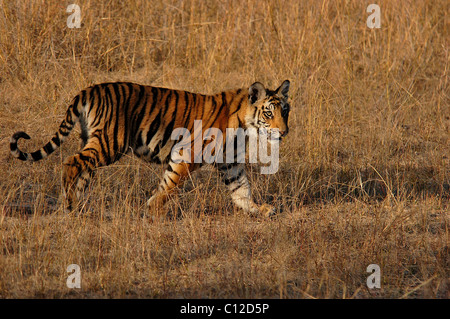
[9,80,291,219]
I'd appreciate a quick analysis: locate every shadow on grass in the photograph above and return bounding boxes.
[259,164,450,207]
[3,164,449,218]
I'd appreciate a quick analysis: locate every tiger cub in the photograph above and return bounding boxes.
[10,80,291,219]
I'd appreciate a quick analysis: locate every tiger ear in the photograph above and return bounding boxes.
[275,80,290,99]
[248,82,266,104]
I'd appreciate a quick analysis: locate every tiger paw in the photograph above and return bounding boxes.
[258,204,278,218]
[146,204,168,222]
[147,214,167,223]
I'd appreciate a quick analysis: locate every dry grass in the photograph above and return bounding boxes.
[0,0,448,298]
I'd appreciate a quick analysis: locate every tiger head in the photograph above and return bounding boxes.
[245,80,291,142]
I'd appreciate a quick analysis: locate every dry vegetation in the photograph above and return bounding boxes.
[0,0,448,298]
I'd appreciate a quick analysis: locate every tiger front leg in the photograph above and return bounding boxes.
[218,163,277,218]
[229,177,277,218]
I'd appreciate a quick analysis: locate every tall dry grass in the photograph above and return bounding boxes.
[0,0,448,298]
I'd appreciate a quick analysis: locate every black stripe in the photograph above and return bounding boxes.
[221,92,227,109]
[123,83,133,144]
[62,117,73,129]
[112,82,121,155]
[31,151,43,161]
[230,91,246,116]
[184,92,194,131]
[160,90,179,147]
[60,129,70,137]
[81,90,87,105]
[180,91,189,123]
[237,116,246,129]
[199,95,205,119]
[146,113,161,148]
[92,133,109,165]
[208,94,227,125]
[150,90,173,158]
[98,86,111,161]
[66,113,74,126]
[42,142,54,155]
[72,95,80,117]
[217,162,235,171]
[230,181,245,193]
[161,177,167,189]
[79,153,97,169]
[145,87,161,144]
[18,152,28,161]
[223,168,244,185]
[92,90,105,128]
[132,86,148,137]
[90,85,100,108]
[166,174,176,185]
[52,135,61,147]
[135,131,144,149]
[82,147,99,156]
[147,114,161,148]
[167,163,180,175]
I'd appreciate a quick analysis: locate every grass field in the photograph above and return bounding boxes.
[0,0,448,298]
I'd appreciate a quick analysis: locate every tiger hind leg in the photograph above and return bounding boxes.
[62,142,106,212]
[147,161,194,221]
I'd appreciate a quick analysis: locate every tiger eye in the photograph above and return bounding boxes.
[264,111,273,118]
